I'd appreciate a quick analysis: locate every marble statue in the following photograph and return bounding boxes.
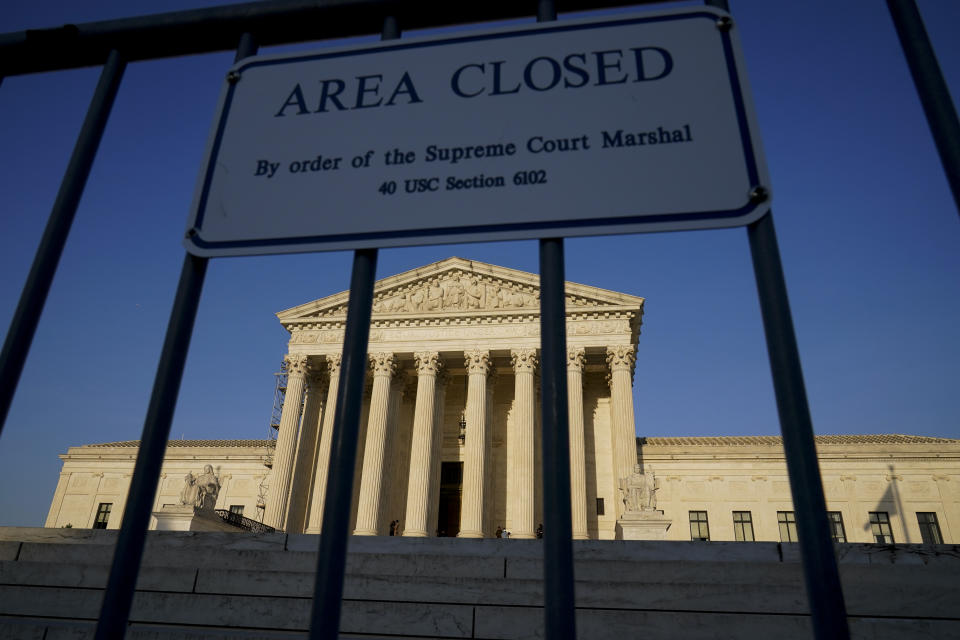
[178,472,199,507]
[178,465,220,511]
[619,465,659,513]
[195,464,221,511]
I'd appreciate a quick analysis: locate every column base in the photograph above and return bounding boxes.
[402,530,428,537]
[353,529,378,536]
[511,533,536,539]
[458,530,484,538]
[573,533,590,540]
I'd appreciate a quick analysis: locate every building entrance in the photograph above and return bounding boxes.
[437,462,463,537]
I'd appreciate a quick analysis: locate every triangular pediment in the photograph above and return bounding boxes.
[277,257,643,324]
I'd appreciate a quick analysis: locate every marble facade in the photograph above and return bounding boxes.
[267,257,645,539]
[45,259,960,544]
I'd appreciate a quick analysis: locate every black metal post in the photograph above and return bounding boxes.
[309,248,379,640]
[887,0,960,218]
[705,2,849,638]
[93,33,257,639]
[0,49,125,433]
[539,238,577,640]
[747,213,849,640]
[308,16,396,639]
[537,4,576,638]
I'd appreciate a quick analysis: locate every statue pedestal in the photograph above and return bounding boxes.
[616,510,672,540]
[151,505,238,532]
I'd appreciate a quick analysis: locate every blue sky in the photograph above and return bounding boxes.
[1,0,958,527]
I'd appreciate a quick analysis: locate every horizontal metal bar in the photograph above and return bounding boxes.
[0,0,675,77]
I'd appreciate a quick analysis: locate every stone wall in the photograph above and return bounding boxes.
[0,528,957,639]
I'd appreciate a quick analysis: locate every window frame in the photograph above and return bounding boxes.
[827,511,846,543]
[732,510,754,542]
[689,510,710,541]
[869,511,895,543]
[917,512,943,544]
[93,502,113,530]
[595,497,604,516]
[777,510,798,542]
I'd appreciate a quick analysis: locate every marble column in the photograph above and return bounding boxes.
[459,349,491,538]
[285,370,327,533]
[264,353,309,530]
[306,354,341,533]
[567,347,589,539]
[607,345,639,515]
[354,352,396,536]
[509,348,537,539]
[381,372,407,531]
[426,370,448,537]
[403,352,443,537]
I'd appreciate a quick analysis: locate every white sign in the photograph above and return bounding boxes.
[185,6,769,257]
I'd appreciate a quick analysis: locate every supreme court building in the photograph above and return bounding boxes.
[269,256,644,540]
[46,258,960,543]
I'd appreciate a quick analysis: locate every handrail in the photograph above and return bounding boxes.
[0,0,668,77]
[215,509,277,534]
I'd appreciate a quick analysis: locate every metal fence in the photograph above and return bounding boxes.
[1,1,957,639]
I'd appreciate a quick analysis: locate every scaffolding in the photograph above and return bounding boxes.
[257,360,289,519]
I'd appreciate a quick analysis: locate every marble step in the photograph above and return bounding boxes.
[2,609,959,640]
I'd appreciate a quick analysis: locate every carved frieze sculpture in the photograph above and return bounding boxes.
[372,272,541,314]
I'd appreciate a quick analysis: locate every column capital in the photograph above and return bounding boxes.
[369,352,396,378]
[510,348,538,374]
[464,349,492,375]
[326,353,342,376]
[284,353,310,377]
[415,351,443,376]
[605,345,636,373]
[566,347,586,372]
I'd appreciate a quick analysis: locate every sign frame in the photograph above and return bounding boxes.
[185,6,770,257]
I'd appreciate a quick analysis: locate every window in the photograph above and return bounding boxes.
[869,512,894,543]
[732,511,754,541]
[596,498,605,516]
[229,505,244,516]
[777,511,798,542]
[828,511,846,543]
[917,512,943,544]
[689,511,709,541]
[93,503,112,530]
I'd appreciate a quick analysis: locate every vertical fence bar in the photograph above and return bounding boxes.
[309,248,379,640]
[0,50,125,432]
[308,17,397,639]
[93,33,258,639]
[886,0,960,217]
[747,213,849,640]
[537,3,576,637]
[705,1,849,638]
[539,238,577,640]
